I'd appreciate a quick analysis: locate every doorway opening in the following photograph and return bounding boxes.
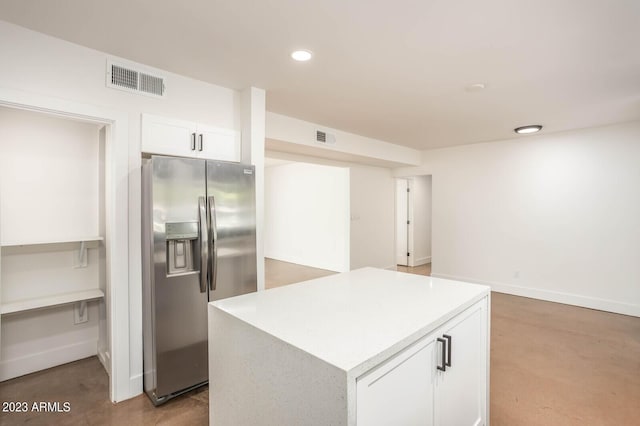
[264,156,349,287]
[0,89,130,403]
[0,105,109,395]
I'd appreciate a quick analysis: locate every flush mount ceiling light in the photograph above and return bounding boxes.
[514,125,543,134]
[291,50,313,61]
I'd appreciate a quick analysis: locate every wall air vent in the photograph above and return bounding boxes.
[106,60,166,98]
[139,72,164,96]
[316,130,336,145]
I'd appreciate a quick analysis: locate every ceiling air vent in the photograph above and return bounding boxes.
[106,60,166,98]
[316,130,336,145]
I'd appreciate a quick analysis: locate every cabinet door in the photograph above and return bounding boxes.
[435,301,487,426]
[357,337,435,426]
[196,124,241,162]
[141,114,196,157]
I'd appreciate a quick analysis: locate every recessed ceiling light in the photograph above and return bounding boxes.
[514,125,543,134]
[291,50,312,61]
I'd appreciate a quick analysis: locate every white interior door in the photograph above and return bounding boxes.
[396,179,409,266]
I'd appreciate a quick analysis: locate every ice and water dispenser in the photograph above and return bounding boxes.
[165,222,199,275]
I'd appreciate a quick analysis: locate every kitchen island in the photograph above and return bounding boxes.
[208,267,490,426]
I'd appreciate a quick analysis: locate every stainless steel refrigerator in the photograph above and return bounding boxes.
[142,155,257,405]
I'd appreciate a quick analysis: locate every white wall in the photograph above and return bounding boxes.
[266,151,397,270]
[0,20,255,400]
[0,107,101,242]
[396,121,640,316]
[350,165,396,270]
[265,162,350,272]
[0,303,100,381]
[411,175,432,266]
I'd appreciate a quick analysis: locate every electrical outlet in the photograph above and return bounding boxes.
[513,271,520,279]
[74,301,88,324]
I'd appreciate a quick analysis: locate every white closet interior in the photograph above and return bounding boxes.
[0,105,109,382]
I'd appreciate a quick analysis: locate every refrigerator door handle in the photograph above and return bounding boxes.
[208,195,218,291]
[198,196,208,293]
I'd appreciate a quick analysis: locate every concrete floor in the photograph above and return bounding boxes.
[1,260,638,425]
[264,258,336,288]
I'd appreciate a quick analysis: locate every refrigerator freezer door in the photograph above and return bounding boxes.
[148,156,209,400]
[206,161,257,301]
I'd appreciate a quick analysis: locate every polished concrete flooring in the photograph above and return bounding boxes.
[490,292,640,425]
[264,258,336,288]
[396,262,431,276]
[0,357,208,425]
[1,260,638,425]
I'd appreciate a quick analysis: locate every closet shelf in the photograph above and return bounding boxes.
[0,236,104,254]
[0,289,104,315]
[0,236,103,248]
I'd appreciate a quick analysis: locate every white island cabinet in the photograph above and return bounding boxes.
[209,268,490,426]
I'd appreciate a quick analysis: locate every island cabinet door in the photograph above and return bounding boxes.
[434,299,488,426]
[356,335,436,426]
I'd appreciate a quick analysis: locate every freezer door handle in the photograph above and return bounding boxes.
[198,196,208,293]
[208,196,218,291]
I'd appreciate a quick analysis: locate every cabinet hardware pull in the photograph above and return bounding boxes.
[437,337,447,371]
[191,133,196,151]
[444,334,452,367]
[198,134,203,151]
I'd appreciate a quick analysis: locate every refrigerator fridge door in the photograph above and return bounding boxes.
[206,161,257,301]
[144,156,209,402]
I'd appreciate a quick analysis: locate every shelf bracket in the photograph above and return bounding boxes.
[74,301,88,324]
[74,241,88,268]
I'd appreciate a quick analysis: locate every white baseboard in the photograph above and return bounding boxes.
[432,273,640,317]
[413,256,431,266]
[98,347,111,375]
[0,339,98,381]
[129,373,143,397]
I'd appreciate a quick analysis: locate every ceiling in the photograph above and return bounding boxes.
[1,0,639,150]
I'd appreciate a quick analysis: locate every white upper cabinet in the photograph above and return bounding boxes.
[196,123,241,162]
[141,114,194,158]
[141,113,241,162]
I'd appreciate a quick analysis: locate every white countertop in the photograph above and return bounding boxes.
[212,267,489,373]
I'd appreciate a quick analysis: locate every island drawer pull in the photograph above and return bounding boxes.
[437,337,447,371]
[444,334,452,367]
